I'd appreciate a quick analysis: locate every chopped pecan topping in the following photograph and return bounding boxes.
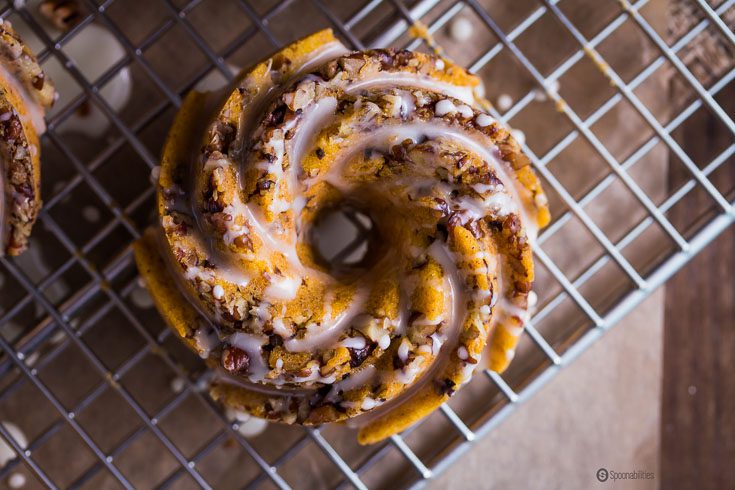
[393,353,407,370]
[264,104,287,126]
[205,199,224,214]
[32,73,45,90]
[503,214,520,235]
[257,179,274,192]
[222,347,250,374]
[348,342,374,368]
[435,378,456,396]
[1,116,22,141]
[433,197,449,217]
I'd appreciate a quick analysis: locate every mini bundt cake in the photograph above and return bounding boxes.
[0,19,56,256]
[135,29,549,444]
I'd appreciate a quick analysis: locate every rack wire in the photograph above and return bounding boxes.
[0,0,733,488]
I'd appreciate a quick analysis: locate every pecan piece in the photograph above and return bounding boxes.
[434,378,456,396]
[348,343,373,368]
[503,214,520,235]
[222,347,250,374]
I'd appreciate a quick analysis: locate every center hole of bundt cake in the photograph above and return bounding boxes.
[309,204,383,278]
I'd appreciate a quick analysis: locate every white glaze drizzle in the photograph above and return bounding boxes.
[345,72,476,106]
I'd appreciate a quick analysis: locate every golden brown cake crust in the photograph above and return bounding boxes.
[137,29,549,443]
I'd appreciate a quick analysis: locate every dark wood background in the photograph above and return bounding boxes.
[661,82,735,489]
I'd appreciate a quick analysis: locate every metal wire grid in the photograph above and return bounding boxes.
[0,0,731,488]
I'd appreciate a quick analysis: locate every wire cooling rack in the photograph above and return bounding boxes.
[0,0,733,488]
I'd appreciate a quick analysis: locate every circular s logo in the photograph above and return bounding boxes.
[596,468,609,482]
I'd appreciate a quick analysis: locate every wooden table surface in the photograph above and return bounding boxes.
[661,82,735,489]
